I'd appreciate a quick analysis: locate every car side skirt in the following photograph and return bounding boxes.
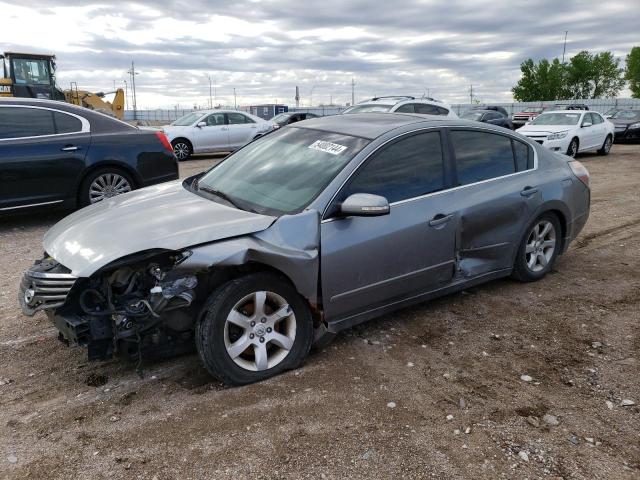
[326,267,513,333]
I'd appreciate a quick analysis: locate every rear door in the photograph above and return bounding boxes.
[192,112,229,152]
[0,105,90,211]
[590,112,607,147]
[320,130,457,321]
[442,128,539,277]
[226,112,258,149]
[580,113,599,149]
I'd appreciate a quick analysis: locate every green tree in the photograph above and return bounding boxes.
[625,46,640,98]
[512,58,567,101]
[565,50,625,98]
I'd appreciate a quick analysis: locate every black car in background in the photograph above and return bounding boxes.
[608,109,640,142]
[0,98,178,213]
[271,111,319,128]
[462,107,513,130]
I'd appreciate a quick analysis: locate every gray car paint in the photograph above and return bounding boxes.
[43,180,276,277]
[37,114,589,335]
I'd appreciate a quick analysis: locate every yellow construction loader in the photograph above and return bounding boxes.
[1,51,125,120]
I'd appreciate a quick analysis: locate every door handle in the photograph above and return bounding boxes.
[221,127,228,131]
[251,125,257,129]
[61,145,80,151]
[520,187,538,197]
[428,214,453,227]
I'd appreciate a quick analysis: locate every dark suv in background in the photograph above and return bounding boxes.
[0,98,178,213]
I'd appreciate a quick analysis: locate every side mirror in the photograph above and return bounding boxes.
[197,121,206,128]
[582,122,592,128]
[340,193,390,217]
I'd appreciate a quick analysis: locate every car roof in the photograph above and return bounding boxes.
[292,112,505,140]
[541,110,589,114]
[0,97,136,132]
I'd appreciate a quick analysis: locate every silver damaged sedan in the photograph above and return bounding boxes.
[20,113,591,385]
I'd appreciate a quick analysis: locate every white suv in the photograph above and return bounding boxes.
[164,110,273,160]
[342,96,458,118]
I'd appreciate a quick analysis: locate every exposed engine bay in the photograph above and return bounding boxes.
[23,252,204,371]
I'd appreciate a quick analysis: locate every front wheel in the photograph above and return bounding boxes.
[566,138,579,158]
[196,273,313,386]
[171,139,192,161]
[512,214,561,282]
[597,135,613,156]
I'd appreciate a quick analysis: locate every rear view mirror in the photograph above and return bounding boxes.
[197,121,206,128]
[582,122,592,128]
[341,193,390,217]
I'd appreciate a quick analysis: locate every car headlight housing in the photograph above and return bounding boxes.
[547,131,569,141]
[628,122,640,129]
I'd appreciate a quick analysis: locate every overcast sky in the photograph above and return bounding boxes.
[2,0,638,109]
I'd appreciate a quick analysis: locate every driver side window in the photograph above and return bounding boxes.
[205,113,225,126]
[338,131,445,205]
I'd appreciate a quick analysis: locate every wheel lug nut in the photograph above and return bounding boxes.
[250,321,256,327]
[259,337,265,343]
[267,327,272,333]
[261,317,266,323]
[250,333,255,339]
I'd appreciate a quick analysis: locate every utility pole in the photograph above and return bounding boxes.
[351,78,355,106]
[562,30,568,64]
[295,86,300,108]
[469,84,473,104]
[233,88,237,109]
[123,80,128,110]
[208,75,213,108]
[127,61,139,120]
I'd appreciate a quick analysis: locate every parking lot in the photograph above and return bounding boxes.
[1,145,639,479]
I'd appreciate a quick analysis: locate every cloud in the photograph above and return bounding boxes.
[1,0,638,108]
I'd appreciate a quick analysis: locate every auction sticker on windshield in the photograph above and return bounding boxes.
[308,140,348,155]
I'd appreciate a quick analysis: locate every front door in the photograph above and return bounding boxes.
[193,112,229,152]
[0,106,89,210]
[320,130,456,321]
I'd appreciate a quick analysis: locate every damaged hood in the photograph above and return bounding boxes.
[44,181,276,277]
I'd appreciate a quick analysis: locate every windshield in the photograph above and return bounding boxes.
[196,127,369,215]
[523,107,544,113]
[12,58,51,85]
[343,104,393,114]
[610,110,640,120]
[171,112,203,126]
[530,112,581,126]
[462,111,484,120]
[271,113,292,124]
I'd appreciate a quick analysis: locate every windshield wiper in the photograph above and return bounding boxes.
[198,185,243,210]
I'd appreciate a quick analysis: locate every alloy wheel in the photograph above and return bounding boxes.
[525,220,556,273]
[604,137,612,153]
[568,139,578,157]
[89,173,132,204]
[173,142,190,160]
[223,291,297,371]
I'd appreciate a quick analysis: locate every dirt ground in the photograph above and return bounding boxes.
[1,146,639,480]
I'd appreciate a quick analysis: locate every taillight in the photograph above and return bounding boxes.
[155,131,174,155]
[568,160,589,187]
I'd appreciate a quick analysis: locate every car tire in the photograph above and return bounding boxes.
[597,135,613,156]
[171,138,192,161]
[195,272,314,386]
[566,138,579,158]
[79,167,134,207]
[512,213,562,282]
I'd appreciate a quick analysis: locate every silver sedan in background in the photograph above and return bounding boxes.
[20,113,590,385]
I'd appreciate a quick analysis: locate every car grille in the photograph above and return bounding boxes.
[513,115,531,121]
[19,259,77,316]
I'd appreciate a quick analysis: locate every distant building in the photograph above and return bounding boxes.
[249,104,288,120]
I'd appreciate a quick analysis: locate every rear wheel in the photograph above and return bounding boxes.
[597,135,613,155]
[171,139,192,161]
[566,138,579,158]
[512,214,561,282]
[196,273,313,386]
[79,167,134,207]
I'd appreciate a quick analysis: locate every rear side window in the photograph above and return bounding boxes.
[450,130,515,185]
[228,113,255,124]
[415,104,439,115]
[513,139,532,171]
[342,131,445,203]
[0,107,55,139]
[436,107,449,115]
[53,111,82,134]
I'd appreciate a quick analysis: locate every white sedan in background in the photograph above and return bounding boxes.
[517,110,614,157]
[164,110,273,160]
